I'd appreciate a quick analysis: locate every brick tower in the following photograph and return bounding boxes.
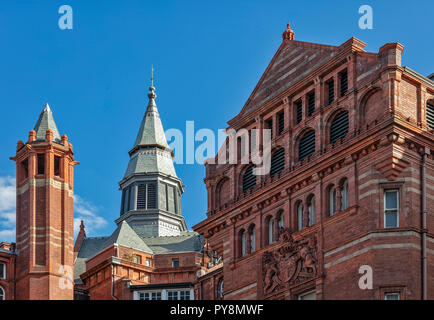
[11,104,78,300]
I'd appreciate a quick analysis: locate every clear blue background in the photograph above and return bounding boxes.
[1,0,433,241]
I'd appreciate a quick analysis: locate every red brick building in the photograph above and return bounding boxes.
[193,24,434,300]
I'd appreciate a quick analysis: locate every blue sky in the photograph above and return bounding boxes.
[0,0,433,241]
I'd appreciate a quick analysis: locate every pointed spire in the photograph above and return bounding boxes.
[34,103,61,142]
[133,67,170,149]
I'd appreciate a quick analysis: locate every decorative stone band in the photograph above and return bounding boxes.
[17,178,74,197]
[324,231,434,269]
[16,226,73,240]
[224,282,257,299]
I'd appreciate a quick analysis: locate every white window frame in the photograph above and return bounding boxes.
[0,286,4,300]
[384,190,399,228]
[145,259,152,267]
[384,292,400,300]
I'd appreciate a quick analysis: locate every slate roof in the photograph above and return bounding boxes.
[142,231,203,254]
[123,85,178,179]
[34,104,61,142]
[74,236,108,284]
[102,221,153,254]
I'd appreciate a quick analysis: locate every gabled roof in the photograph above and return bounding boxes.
[103,220,153,254]
[34,103,61,142]
[74,236,108,283]
[240,40,339,116]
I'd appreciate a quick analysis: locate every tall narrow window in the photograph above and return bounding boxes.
[120,189,126,215]
[267,218,274,245]
[217,279,224,299]
[37,154,45,175]
[277,112,284,135]
[240,231,246,257]
[307,91,315,117]
[427,102,434,130]
[0,286,4,300]
[339,70,348,97]
[250,226,256,253]
[54,156,61,177]
[298,130,316,161]
[295,100,303,124]
[297,203,304,231]
[327,79,335,105]
[278,212,284,229]
[329,186,336,216]
[384,190,399,228]
[242,165,256,193]
[308,197,315,226]
[21,159,29,179]
[265,119,273,140]
[147,183,157,209]
[330,110,349,143]
[341,179,349,210]
[0,263,5,279]
[270,148,285,178]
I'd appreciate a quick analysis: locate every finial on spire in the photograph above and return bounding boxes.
[282,22,295,41]
[148,65,156,101]
[43,103,51,112]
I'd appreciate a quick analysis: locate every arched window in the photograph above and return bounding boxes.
[242,165,256,193]
[329,186,336,216]
[249,225,256,253]
[298,130,316,161]
[240,230,246,257]
[270,148,285,178]
[341,179,349,210]
[297,202,304,231]
[427,101,434,130]
[308,196,315,226]
[216,279,224,299]
[278,211,284,229]
[330,110,349,143]
[0,286,4,300]
[267,218,274,245]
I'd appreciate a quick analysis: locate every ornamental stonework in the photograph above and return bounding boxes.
[262,229,318,296]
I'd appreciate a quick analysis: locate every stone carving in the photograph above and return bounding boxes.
[262,228,318,295]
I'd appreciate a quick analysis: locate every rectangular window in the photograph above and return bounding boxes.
[133,255,141,264]
[54,156,61,177]
[327,79,335,105]
[37,154,45,175]
[168,291,178,300]
[172,259,179,268]
[180,290,191,300]
[384,190,399,228]
[295,100,303,124]
[21,159,29,179]
[0,263,5,279]
[385,293,400,300]
[277,112,284,135]
[298,291,316,300]
[145,259,152,267]
[339,70,348,97]
[307,91,315,117]
[139,292,162,300]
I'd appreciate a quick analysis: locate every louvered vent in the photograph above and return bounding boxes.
[327,80,334,105]
[270,148,285,177]
[330,111,349,143]
[427,102,434,130]
[299,130,316,161]
[307,91,315,116]
[243,165,256,192]
[147,183,157,209]
[296,100,303,124]
[278,112,284,135]
[340,71,348,97]
[137,184,146,209]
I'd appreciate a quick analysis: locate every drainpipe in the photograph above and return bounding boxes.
[421,148,429,300]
